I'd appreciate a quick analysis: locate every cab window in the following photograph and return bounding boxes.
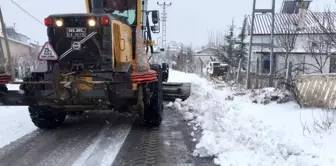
[103,0,137,25]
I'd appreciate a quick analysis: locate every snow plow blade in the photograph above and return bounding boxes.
[0,89,31,106]
[0,82,192,105]
[162,82,191,101]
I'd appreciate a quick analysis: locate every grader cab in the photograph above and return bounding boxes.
[0,0,191,129]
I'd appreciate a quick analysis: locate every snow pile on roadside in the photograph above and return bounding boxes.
[167,70,336,166]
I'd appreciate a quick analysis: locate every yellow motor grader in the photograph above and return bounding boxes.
[0,0,191,129]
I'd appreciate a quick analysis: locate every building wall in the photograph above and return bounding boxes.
[0,36,40,78]
[250,35,331,75]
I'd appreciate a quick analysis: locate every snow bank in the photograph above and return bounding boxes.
[167,69,336,166]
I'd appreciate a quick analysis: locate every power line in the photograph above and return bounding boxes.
[9,0,44,26]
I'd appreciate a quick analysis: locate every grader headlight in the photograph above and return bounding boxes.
[88,19,96,27]
[55,19,63,27]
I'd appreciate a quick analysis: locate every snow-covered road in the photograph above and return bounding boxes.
[0,106,36,149]
[0,83,134,166]
[0,71,215,166]
[0,111,133,166]
[0,104,215,166]
[0,84,36,149]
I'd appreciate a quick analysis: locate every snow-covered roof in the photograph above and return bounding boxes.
[247,11,336,35]
[195,47,217,54]
[0,34,37,48]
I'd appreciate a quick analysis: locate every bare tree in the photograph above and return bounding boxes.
[12,49,39,79]
[306,9,336,73]
[276,20,298,72]
[207,30,229,63]
[304,34,332,73]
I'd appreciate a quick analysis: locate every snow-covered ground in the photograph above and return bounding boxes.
[167,69,336,166]
[0,83,36,148]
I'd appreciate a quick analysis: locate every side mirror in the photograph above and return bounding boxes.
[151,25,160,33]
[147,10,160,33]
[151,10,160,24]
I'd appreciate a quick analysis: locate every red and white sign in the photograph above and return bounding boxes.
[38,42,58,61]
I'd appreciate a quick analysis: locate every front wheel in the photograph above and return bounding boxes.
[142,64,163,127]
[29,106,66,129]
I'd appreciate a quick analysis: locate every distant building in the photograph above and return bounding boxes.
[0,27,41,78]
[4,26,30,43]
[193,47,219,75]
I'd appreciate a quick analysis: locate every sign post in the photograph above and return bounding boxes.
[0,6,14,81]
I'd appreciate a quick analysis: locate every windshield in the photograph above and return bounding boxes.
[103,0,136,25]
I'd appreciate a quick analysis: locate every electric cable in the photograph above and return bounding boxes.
[9,0,44,26]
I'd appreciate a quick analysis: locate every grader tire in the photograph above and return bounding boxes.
[29,106,66,129]
[143,64,163,127]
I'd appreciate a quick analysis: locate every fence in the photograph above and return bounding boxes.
[235,72,269,89]
[296,74,336,109]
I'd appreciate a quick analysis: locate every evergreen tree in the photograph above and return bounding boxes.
[223,19,237,67]
[235,16,248,70]
[186,46,194,72]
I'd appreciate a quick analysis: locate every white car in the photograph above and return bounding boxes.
[206,62,221,75]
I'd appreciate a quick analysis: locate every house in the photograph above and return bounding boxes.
[0,27,41,78]
[193,47,219,74]
[246,0,336,77]
[194,47,218,64]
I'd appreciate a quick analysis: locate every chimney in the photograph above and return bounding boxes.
[280,0,312,14]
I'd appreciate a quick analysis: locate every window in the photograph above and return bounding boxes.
[102,0,137,25]
[261,53,276,74]
[213,62,220,66]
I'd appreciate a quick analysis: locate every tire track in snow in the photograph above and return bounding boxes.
[71,123,131,166]
[112,105,216,166]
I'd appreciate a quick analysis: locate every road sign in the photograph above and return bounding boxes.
[38,42,58,60]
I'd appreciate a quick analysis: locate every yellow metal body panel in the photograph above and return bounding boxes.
[85,0,90,13]
[84,0,145,86]
[111,20,133,65]
[136,0,142,29]
[78,77,92,90]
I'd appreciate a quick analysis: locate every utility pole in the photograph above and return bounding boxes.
[0,30,5,73]
[157,1,172,49]
[269,0,275,87]
[246,0,276,89]
[246,0,256,89]
[0,6,14,81]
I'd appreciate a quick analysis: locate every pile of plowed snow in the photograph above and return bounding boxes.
[166,69,336,166]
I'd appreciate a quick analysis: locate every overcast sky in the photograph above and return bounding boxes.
[1,0,335,47]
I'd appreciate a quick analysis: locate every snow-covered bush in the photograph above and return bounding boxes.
[248,87,293,105]
[301,109,336,135]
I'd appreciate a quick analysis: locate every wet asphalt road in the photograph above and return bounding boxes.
[0,105,216,166]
